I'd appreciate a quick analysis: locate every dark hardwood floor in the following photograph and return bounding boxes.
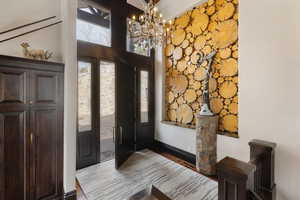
[76,151,217,200]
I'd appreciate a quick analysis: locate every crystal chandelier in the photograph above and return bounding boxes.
[127,0,172,50]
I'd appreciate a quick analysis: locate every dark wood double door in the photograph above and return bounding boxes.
[76,52,154,170]
[0,56,64,200]
[76,57,136,169]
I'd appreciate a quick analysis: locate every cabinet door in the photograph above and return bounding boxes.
[0,112,30,200]
[30,70,63,200]
[30,108,63,200]
[0,67,30,200]
[30,71,62,108]
[0,67,30,110]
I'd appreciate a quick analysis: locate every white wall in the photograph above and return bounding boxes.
[0,0,62,62]
[61,0,78,193]
[0,0,78,193]
[155,0,300,199]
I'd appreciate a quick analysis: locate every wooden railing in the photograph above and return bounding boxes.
[216,139,276,200]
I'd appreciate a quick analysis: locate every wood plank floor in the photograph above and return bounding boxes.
[76,151,217,200]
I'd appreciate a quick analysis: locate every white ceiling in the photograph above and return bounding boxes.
[157,0,205,19]
[126,0,205,20]
[127,0,146,10]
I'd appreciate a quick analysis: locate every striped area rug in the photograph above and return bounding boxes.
[76,150,218,200]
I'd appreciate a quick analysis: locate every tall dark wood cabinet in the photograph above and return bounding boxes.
[0,55,64,200]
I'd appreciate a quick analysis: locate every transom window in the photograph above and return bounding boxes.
[77,6,111,47]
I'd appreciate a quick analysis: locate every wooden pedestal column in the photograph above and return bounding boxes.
[196,115,218,175]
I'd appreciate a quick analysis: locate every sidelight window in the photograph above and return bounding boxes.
[78,61,92,132]
[140,70,149,123]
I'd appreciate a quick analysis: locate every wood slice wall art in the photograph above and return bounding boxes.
[164,0,239,137]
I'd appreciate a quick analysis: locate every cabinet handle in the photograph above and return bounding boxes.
[30,133,34,144]
[29,100,33,105]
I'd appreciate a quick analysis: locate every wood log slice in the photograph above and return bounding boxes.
[216,0,226,10]
[224,99,230,106]
[173,47,183,60]
[194,36,206,50]
[209,78,217,92]
[170,102,179,110]
[219,48,232,59]
[166,58,173,68]
[206,33,212,40]
[170,69,180,77]
[208,21,218,32]
[233,96,238,103]
[171,75,188,94]
[191,14,209,36]
[219,81,237,98]
[184,89,197,103]
[168,109,177,122]
[186,32,192,39]
[167,91,175,103]
[228,102,238,114]
[202,45,212,55]
[232,76,238,83]
[208,0,215,6]
[233,13,239,21]
[212,91,218,97]
[207,6,216,16]
[181,40,190,48]
[177,96,185,104]
[192,80,201,90]
[201,60,208,67]
[191,102,200,110]
[165,44,175,57]
[218,3,235,21]
[191,51,200,64]
[218,77,225,83]
[210,97,223,113]
[232,50,238,58]
[191,8,202,19]
[186,64,196,74]
[212,19,238,49]
[177,60,187,72]
[172,29,186,46]
[185,46,193,56]
[194,67,207,81]
[232,43,238,51]
[220,109,228,116]
[177,104,193,124]
[175,14,190,29]
[220,58,238,76]
[222,114,238,132]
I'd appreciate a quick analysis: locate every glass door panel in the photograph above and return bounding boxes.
[99,61,116,162]
[78,61,92,132]
[77,60,98,169]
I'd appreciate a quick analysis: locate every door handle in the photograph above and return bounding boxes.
[119,126,123,145]
[30,133,34,145]
[112,127,115,143]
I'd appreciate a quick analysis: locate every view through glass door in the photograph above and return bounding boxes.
[99,61,115,162]
[77,59,116,169]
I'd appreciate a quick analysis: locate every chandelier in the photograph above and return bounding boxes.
[127,0,172,50]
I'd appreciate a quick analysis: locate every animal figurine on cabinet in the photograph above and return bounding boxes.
[21,42,53,60]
